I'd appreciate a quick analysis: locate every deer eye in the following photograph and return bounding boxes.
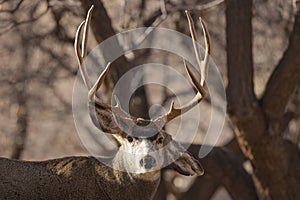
[127,136,134,143]
[157,137,164,144]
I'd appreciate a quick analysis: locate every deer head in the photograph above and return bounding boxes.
[74,6,210,177]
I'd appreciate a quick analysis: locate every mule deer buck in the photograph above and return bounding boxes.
[0,6,210,200]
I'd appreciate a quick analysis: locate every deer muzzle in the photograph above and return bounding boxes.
[140,155,156,169]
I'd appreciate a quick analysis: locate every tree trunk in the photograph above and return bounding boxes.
[226,0,300,199]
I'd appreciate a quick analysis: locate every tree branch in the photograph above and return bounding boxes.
[183,176,219,200]
[226,1,300,198]
[226,0,255,111]
[261,5,300,135]
[226,0,267,146]
[157,144,257,199]
[186,145,258,200]
[143,0,224,27]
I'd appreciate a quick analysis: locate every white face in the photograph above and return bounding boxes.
[113,131,168,174]
[101,118,203,177]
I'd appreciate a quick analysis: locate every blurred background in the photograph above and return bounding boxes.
[0,0,299,199]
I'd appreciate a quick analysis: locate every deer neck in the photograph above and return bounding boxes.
[93,156,160,200]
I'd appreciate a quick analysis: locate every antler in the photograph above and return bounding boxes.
[154,11,210,127]
[74,5,131,124]
[75,7,210,132]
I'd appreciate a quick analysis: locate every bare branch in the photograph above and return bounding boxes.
[261,6,300,135]
[0,1,50,36]
[186,145,258,200]
[0,0,24,13]
[143,0,224,27]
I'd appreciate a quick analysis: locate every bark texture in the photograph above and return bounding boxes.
[226,0,300,199]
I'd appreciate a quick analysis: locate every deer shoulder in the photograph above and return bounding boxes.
[0,156,158,199]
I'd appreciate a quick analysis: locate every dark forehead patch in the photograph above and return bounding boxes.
[129,122,160,139]
[114,117,164,139]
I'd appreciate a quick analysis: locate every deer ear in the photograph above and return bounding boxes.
[170,152,204,176]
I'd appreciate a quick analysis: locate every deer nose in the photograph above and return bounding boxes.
[140,156,156,169]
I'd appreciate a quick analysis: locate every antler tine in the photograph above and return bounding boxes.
[74,5,110,108]
[185,11,202,68]
[86,53,131,117]
[74,5,137,135]
[154,11,210,126]
[74,5,94,90]
[75,21,87,86]
[82,5,94,59]
[88,62,111,102]
[185,11,211,85]
[199,17,210,85]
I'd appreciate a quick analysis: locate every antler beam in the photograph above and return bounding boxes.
[74,5,131,125]
[154,11,211,126]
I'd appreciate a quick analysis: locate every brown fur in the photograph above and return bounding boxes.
[0,156,159,200]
